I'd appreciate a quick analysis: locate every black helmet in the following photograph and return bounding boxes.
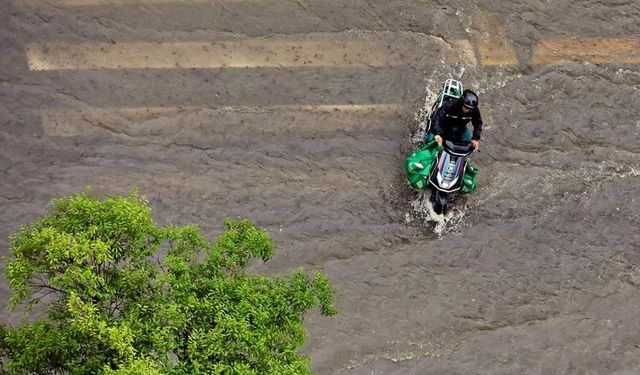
[462,90,478,110]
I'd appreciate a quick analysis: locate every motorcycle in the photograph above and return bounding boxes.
[428,140,475,215]
[405,139,478,215]
[405,78,478,216]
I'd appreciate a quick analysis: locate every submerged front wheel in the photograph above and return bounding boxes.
[431,190,448,215]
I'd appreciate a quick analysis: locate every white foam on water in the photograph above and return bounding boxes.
[618,167,640,178]
[411,83,438,144]
[408,191,468,236]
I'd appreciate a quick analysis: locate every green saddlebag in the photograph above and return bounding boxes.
[405,141,442,189]
[460,162,479,194]
[406,141,480,193]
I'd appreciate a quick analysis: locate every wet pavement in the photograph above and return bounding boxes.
[1,0,640,373]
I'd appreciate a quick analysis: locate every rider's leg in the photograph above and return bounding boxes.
[462,127,472,143]
[424,132,435,143]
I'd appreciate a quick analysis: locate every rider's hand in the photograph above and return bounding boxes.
[434,135,443,146]
[471,140,480,151]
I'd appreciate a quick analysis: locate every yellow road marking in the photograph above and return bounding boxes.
[26,31,478,71]
[53,154,393,192]
[450,39,478,66]
[18,0,223,5]
[266,104,406,113]
[531,37,640,65]
[471,10,518,66]
[61,167,373,195]
[40,104,407,137]
[27,39,408,70]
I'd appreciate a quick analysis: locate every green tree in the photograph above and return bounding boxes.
[1,192,336,374]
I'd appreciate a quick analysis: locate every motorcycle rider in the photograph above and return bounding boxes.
[426,89,483,151]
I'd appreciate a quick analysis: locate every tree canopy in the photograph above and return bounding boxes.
[0,191,336,374]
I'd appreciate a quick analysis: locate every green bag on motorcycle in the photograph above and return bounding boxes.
[460,162,479,194]
[405,141,480,193]
[405,141,441,189]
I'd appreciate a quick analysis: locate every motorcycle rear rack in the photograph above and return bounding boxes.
[425,79,463,134]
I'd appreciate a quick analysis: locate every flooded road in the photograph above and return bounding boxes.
[1,0,640,373]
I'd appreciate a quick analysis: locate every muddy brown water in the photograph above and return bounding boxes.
[2,0,640,373]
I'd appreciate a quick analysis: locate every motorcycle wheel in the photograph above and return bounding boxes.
[433,190,448,215]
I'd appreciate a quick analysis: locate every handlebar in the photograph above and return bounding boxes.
[443,140,474,155]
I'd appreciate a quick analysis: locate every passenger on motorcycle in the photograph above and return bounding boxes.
[426,89,483,151]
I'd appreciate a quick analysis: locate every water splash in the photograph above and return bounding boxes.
[411,83,439,144]
[407,191,468,236]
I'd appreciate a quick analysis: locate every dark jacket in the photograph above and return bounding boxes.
[430,98,483,141]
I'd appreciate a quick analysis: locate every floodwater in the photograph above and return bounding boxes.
[1,0,640,373]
